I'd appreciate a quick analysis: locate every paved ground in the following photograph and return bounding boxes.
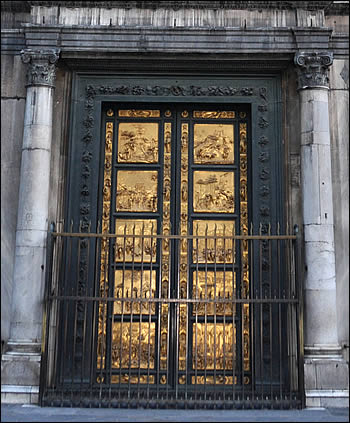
[1,404,349,422]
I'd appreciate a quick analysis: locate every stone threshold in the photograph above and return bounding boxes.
[1,385,39,404]
[305,389,349,408]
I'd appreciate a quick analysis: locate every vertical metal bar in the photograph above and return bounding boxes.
[241,238,245,402]
[277,223,283,401]
[60,220,73,404]
[137,223,145,400]
[249,224,255,402]
[259,224,263,402]
[127,224,136,399]
[194,225,199,401]
[222,224,227,403]
[39,222,55,405]
[175,235,180,401]
[269,225,273,402]
[232,231,236,402]
[71,223,82,399]
[80,225,91,403]
[213,224,217,402]
[146,223,154,402]
[294,225,305,408]
[156,235,161,401]
[90,222,101,403]
[204,224,208,401]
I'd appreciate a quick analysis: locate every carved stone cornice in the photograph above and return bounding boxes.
[294,51,334,90]
[20,48,60,88]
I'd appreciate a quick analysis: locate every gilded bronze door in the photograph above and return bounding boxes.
[97,104,250,389]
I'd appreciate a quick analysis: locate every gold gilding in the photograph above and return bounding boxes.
[193,111,235,119]
[193,220,235,263]
[111,322,155,369]
[113,270,157,314]
[97,121,114,369]
[192,271,235,315]
[240,122,250,371]
[115,220,157,263]
[116,170,158,212]
[193,171,234,213]
[118,109,160,117]
[193,323,235,370]
[118,122,158,163]
[111,375,155,384]
[194,124,234,164]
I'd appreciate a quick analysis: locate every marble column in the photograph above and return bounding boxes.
[295,51,348,407]
[1,48,60,403]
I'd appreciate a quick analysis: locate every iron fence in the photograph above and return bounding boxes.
[39,222,304,409]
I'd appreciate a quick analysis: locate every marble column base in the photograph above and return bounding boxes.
[1,340,41,404]
[304,345,349,407]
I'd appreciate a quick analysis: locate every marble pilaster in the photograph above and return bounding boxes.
[1,48,60,402]
[294,51,349,406]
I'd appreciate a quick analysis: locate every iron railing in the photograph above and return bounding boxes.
[40,222,304,409]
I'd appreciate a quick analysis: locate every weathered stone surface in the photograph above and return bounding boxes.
[330,59,349,90]
[304,241,336,290]
[1,98,26,345]
[301,144,334,225]
[1,54,26,98]
[1,354,41,386]
[304,288,339,346]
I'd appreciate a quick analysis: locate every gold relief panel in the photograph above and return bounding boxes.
[191,376,236,385]
[192,323,235,370]
[193,111,235,119]
[115,220,157,262]
[111,375,155,384]
[193,171,234,213]
[192,271,235,315]
[118,122,159,163]
[114,270,157,314]
[111,322,155,369]
[194,124,234,164]
[118,109,160,118]
[193,220,235,263]
[116,171,158,212]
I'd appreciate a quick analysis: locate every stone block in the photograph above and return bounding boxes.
[304,289,338,346]
[300,88,329,104]
[16,149,51,232]
[23,124,53,151]
[301,144,321,225]
[304,224,334,243]
[304,241,336,289]
[329,59,349,90]
[11,246,46,341]
[24,87,54,127]
[1,55,27,98]
[318,144,334,225]
[1,354,41,386]
[15,229,48,249]
[301,99,330,134]
[315,360,349,390]
[301,131,330,146]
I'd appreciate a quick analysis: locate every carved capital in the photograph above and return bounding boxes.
[294,51,333,90]
[20,48,60,88]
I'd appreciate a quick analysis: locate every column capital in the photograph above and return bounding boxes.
[20,48,60,88]
[294,51,333,90]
